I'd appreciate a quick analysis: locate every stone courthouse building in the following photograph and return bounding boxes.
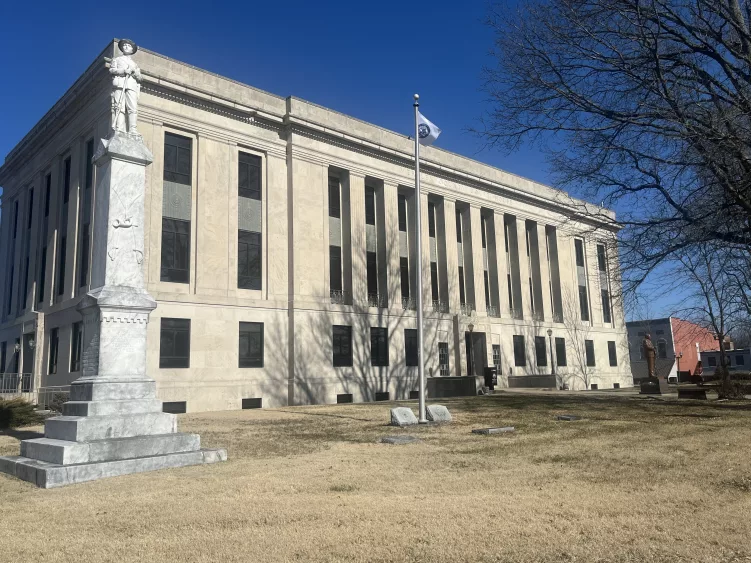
[0,40,633,412]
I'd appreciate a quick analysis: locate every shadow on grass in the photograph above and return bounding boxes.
[0,428,43,441]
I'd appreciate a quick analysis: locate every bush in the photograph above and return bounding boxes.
[47,393,68,414]
[0,398,45,429]
[718,379,750,400]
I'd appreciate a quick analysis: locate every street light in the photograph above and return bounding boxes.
[547,329,556,377]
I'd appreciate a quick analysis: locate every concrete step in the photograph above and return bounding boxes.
[0,448,227,488]
[70,379,157,401]
[20,433,200,465]
[62,398,163,417]
[44,412,177,442]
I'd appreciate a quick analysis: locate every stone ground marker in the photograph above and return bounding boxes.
[426,405,452,423]
[0,128,226,488]
[390,407,418,427]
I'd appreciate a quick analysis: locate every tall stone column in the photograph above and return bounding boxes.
[0,132,226,489]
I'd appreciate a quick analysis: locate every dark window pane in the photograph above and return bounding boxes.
[330,246,342,293]
[575,239,585,267]
[400,257,410,300]
[458,267,466,305]
[57,236,67,296]
[85,139,95,191]
[48,328,59,375]
[44,174,51,217]
[608,341,617,366]
[513,335,526,367]
[161,218,190,283]
[239,322,264,368]
[439,342,449,376]
[430,262,439,302]
[535,336,547,367]
[579,285,589,321]
[484,271,490,309]
[585,340,595,367]
[238,230,262,290]
[164,133,192,185]
[328,177,340,218]
[428,202,436,237]
[365,187,376,226]
[658,340,667,359]
[370,327,389,367]
[602,290,611,323]
[70,322,83,372]
[27,188,34,230]
[238,152,262,200]
[398,194,407,231]
[405,329,418,367]
[737,355,745,366]
[481,216,487,248]
[38,247,47,303]
[597,245,607,272]
[367,252,378,297]
[555,337,567,367]
[79,225,90,287]
[332,325,352,367]
[455,210,462,242]
[160,318,191,368]
[708,356,716,367]
[63,158,71,204]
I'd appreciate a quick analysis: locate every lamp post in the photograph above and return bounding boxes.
[675,351,683,383]
[547,329,555,377]
[468,322,475,377]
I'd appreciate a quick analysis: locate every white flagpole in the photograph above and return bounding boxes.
[414,94,427,424]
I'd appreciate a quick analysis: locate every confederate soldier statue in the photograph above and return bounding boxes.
[110,38,142,135]
[642,333,657,379]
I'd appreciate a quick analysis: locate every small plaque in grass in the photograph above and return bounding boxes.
[471,427,515,435]
[381,435,419,445]
[556,414,581,421]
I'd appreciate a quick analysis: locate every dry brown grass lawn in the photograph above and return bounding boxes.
[1,391,751,562]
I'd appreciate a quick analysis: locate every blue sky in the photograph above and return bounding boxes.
[0,0,677,317]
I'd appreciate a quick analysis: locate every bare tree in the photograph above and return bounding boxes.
[561,287,596,389]
[478,0,751,293]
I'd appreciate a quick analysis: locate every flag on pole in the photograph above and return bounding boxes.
[417,112,441,146]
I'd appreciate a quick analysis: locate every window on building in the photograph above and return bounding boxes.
[332,325,352,367]
[70,322,83,372]
[484,271,491,310]
[481,215,487,249]
[329,246,343,296]
[161,133,192,283]
[455,209,462,243]
[79,226,90,288]
[513,335,526,367]
[370,327,389,367]
[38,247,47,304]
[492,344,502,374]
[56,236,67,296]
[44,173,51,217]
[63,157,71,204]
[238,231,262,290]
[159,318,191,368]
[439,342,449,376]
[11,339,19,374]
[575,239,585,267]
[365,186,376,226]
[238,152,261,200]
[161,219,190,283]
[736,355,745,366]
[239,322,263,368]
[400,257,410,300]
[428,202,436,237]
[430,262,439,302]
[555,337,567,367]
[398,194,407,232]
[6,265,13,315]
[708,356,716,367]
[579,285,589,322]
[597,244,607,271]
[48,328,59,375]
[458,266,466,306]
[535,336,547,367]
[602,289,611,324]
[405,329,418,367]
[328,176,341,218]
[0,342,6,373]
[26,188,34,230]
[367,252,379,301]
[608,341,617,367]
[585,340,595,367]
[657,339,667,359]
[20,256,29,311]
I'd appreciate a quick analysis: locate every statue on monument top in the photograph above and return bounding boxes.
[110,38,142,135]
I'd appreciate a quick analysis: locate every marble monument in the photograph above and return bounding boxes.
[0,40,226,488]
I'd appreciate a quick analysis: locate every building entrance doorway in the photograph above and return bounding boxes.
[465,331,487,376]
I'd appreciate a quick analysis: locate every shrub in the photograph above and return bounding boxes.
[0,398,45,429]
[47,393,68,414]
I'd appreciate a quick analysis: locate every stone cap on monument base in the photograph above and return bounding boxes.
[94,131,154,166]
[77,285,157,314]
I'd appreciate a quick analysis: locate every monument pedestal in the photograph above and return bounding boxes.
[0,132,225,488]
[640,377,671,395]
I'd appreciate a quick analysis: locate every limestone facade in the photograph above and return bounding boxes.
[0,40,633,412]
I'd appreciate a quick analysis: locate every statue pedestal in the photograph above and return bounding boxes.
[0,132,226,488]
[640,377,671,395]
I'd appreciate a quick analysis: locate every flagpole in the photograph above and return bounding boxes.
[414,94,427,424]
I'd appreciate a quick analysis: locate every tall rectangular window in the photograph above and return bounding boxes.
[238,231,262,290]
[159,318,191,368]
[39,174,51,304]
[513,335,526,367]
[56,236,67,296]
[44,173,51,217]
[398,194,407,232]
[70,321,83,372]
[332,325,352,367]
[238,152,261,201]
[492,344,501,373]
[455,209,462,243]
[439,342,449,376]
[79,139,95,288]
[597,244,612,324]
[535,336,547,367]
[597,245,607,272]
[38,248,47,304]
[579,286,590,321]
[79,227,90,288]
[555,337,567,367]
[370,327,389,367]
[367,251,379,301]
[26,188,34,230]
[239,322,264,368]
[601,290,611,324]
[405,329,418,367]
[48,328,59,375]
[575,239,585,267]
[328,177,341,218]
[428,202,436,237]
[20,257,29,311]
[400,257,410,301]
[161,133,192,283]
[365,186,376,226]
[330,246,343,293]
[585,340,595,367]
[608,341,617,367]
[458,266,466,306]
[62,157,71,204]
[430,263,439,302]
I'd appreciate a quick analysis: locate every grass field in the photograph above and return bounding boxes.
[1,391,750,562]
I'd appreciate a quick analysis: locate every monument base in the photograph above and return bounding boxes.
[640,377,671,395]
